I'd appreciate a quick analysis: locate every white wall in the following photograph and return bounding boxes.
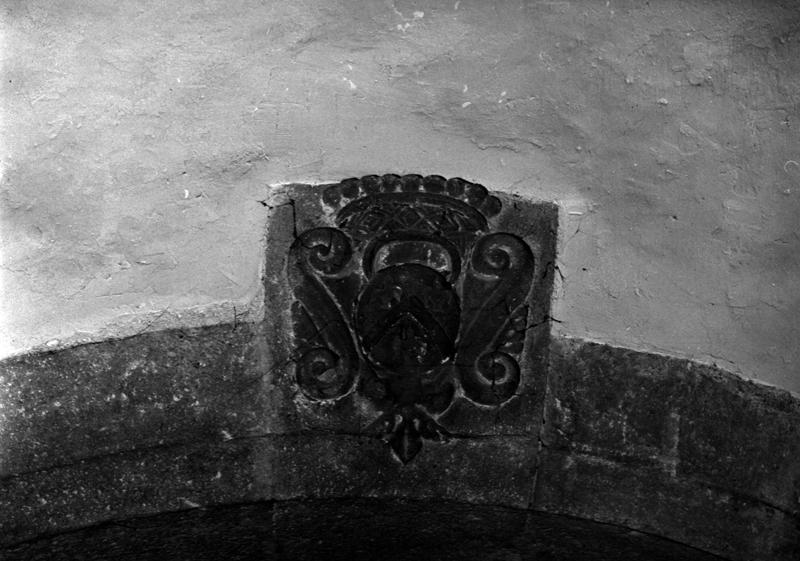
[2,0,799,392]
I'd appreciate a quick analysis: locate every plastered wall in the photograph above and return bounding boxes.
[2,0,799,393]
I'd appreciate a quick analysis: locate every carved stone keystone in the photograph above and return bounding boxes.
[274,175,557,463]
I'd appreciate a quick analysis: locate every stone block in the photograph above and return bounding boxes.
[0,323,265,478]
[539,337,800,560]
[265,434,537,508]
[534,449,799,561]
[2,498,724,561]
[263,176,557,466]
[0,439,260,546]
[544,337,800,514]
[272,499,527,561]
[1,503,277,561]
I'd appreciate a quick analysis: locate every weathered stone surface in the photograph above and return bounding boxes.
[535,449,798,561]
[264,179,557,464]
[544,338,800,513]
[1,503,277,561]
[274,499,528,561]
[266,434,537,508]
[677,369,800,513]
[1,316,799,558]
[538,338,800,561]
[0,439,261,546]
[516,509,724,561]
[1,498,724,561]
[0,323,265,478]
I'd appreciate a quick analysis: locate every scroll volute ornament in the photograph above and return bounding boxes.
[288,174,537,463]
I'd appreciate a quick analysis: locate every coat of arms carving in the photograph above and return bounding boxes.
[285,174,555,463]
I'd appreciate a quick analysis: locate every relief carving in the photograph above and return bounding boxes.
[287,174,539,462]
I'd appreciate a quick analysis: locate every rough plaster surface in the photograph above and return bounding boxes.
[2,1,799,392]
